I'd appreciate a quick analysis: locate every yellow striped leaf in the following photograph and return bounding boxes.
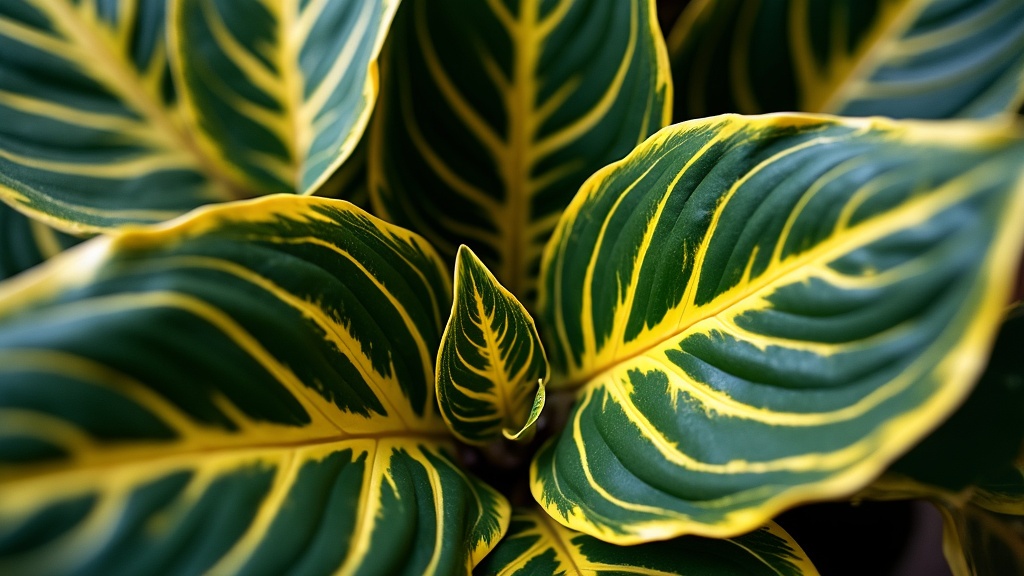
[475,508,818,576]
[533,114,1024,543]
[0,0,240,232]
[437,245,548,445]
[669,0,1024,120]
[0,196,509,575]
[0,202,80,280]
[171,0,397,196]
[369,0,672,300]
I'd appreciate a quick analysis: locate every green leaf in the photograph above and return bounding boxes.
[533,113,1024,543]
[936,503,1024,576]
[669,0,1024,120]
[171,0,397,197]
[475,508,818,575]
[0,196,509,575]
[0,0,240,233]
[437,245,548,445]
[0,202,80,280]
[369,0,672,299]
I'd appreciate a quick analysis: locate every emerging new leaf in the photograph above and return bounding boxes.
[171,0,398,196]
[0,0,238,232]
[534,113,1024,543]
[475,508,819,576]
[370,0,672,300]
[437,245,548,445]
[0,196,508,575]
[669,0,1024,120]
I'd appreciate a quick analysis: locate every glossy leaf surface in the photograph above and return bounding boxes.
[475,508,818,576]
[370,0,671,298]
[669,0,1024,120]
[0,202,80,280]
[534,114,1024,543]
[437,245,548,445]
[0,196,508,575]
[172,0,397,196]
[0,0,236,232]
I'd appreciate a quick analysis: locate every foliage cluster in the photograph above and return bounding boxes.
[0,0,1023,574]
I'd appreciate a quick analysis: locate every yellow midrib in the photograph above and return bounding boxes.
[473,283,518,428]
[498,0,542,296]
[44,2,243,199]
[0,427,454,488]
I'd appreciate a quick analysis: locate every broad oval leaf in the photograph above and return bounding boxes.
[669,0,1024,120]
[0,202,80,281]
[475,508,818,576]
[0,0,240,233]
[171,0,398,196]
[0,196,509,575]
[533,114,1024,543]
[437,245,548,445]
[369,0,672,299]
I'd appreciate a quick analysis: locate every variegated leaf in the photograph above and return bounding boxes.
[0,0,239,233]
[475,508,818,575]
[369,0,672,300]
[534,114,1024,543]
[669,0,1024,120]
[437,245,548,445]
[0,202,80,280]
[171,0,397,196]
[0,196,509,575]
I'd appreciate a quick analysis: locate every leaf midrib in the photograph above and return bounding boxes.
[0,428,454,486]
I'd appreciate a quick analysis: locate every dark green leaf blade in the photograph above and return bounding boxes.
[437,245,548,445]
[475,508,818,575]
[0,196,509,575]
[669,0,1024,120]
[370,0,672,299]
[534,113,1024,543]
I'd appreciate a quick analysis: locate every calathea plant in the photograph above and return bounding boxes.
[0,0,1022,575]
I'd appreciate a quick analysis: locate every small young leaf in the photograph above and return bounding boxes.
[437,245,548,445]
